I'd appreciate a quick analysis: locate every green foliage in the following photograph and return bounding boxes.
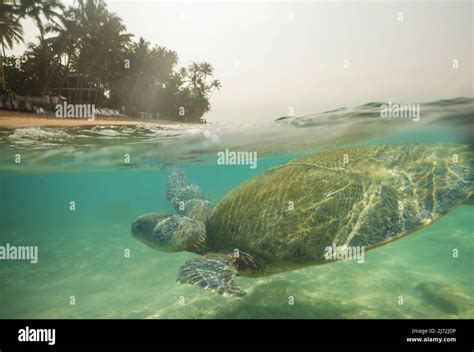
[0,0,221,121]
[0,1,24,55]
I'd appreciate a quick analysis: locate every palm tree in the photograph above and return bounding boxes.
[0,3,23,56]
[124,37,149,114]
[187,62,201,92]
[209,79,222,98]
[44,6,83,94]
[18,0,64,42]
[68,0,132,104]
[186,61,219,96]
[70,0,109,102]
[1,0,221,120]
[199,62,213,78]
[19,0,64,94]
[91,12,132,105]
[22,40,56,95]
[0,3,23,90]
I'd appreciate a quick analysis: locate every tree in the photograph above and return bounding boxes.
[1,0,221,122]
[22,39,60,96]
[70,0,132,104]
[44,6,83,94]
[0,2,23,56]
[179,62,221,120]
[19,0,64,94]
[18,0,64,42]
[0,2,23,90]
[186,62,220,96]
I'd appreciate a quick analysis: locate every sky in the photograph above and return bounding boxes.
[9,0,473,123]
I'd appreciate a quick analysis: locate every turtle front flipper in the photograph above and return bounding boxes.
[166,166,211,221]
[177,254,246,297]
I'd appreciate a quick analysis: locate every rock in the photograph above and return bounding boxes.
[415,281,472,315]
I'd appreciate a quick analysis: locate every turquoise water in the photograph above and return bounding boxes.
[0,98,473,318]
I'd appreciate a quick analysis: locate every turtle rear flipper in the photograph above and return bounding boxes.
[177,254,246,297]
[166,166,211,220]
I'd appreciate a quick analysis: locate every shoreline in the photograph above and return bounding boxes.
[0,111,201,128]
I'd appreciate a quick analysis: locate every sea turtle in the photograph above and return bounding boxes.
[131,143,473,297]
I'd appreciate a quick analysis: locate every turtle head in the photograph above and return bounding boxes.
[131,213,206,253]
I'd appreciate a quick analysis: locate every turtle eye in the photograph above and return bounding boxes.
[135,222,144,231]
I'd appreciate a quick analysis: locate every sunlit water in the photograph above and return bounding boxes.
[0,97,473,318]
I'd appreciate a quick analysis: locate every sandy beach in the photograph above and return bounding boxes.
[0,111,198,128]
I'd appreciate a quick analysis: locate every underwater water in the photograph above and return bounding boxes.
[0,97,473,319]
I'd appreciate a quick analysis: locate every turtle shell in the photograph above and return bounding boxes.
[206,143,472,269]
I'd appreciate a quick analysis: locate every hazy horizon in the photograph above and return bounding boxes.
[8,0,473,123]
